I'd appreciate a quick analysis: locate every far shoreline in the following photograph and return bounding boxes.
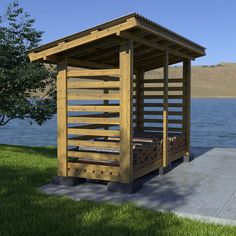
[192,96,236,99]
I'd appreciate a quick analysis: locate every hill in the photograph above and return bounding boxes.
[146,63,236,97]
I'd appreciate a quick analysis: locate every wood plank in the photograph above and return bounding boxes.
[143,119,183,124]
[67,81,120,90]
[134,78,183,83]
[68,139,120,150]
[133,159,162,180]
[137,87,184,91]
[140,103,183,107]
[135,70,144,131]
[183,59,191,156]
[29,18,137,61]
[57,61,68,176]
[67,57,115,69]
[68,117,120,125]
[142,95,183,99]
[119,39,133,184]
[67,162,120,182]
[68,128,120,137]
[163,52,169,167]
[142,127,183,132]
[169,150,185,162]
[120,31,193,59]
[67,93,120,100]
[67,69,120,77]
[73,113,119,118]
[68,150,119,161]
[135,111,183,116]
[67,105,120,112]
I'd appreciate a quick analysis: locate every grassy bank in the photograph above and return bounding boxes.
[0,144,235,236]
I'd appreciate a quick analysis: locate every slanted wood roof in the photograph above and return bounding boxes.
[28,13,206,71]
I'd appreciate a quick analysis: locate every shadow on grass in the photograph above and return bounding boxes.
[0,145,235,235]
[0,144,57,158]
[0,164,187,236]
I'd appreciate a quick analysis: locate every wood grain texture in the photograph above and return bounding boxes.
[119,40,133,183]
[163,51,169,167]
[57,61,68,176]
[183,59,191,156]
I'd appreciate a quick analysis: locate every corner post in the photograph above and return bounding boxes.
[163,51,169,168]
[183,59,192,160]
[119,39,134,184]
[136,69,144,132]
[57,60,68,176]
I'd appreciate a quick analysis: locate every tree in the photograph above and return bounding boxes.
[0,0,56,126]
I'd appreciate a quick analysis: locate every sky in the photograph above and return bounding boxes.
[1,0,236,65]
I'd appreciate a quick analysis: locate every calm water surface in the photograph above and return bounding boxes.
[0,98,236,148]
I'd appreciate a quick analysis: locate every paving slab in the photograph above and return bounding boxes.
[40,147,236,226]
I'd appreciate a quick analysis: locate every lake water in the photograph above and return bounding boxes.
[0,98,236,149]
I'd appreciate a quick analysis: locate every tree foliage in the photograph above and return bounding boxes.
[0,0,56,126]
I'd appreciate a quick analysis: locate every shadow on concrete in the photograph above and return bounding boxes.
[0,163,192,236]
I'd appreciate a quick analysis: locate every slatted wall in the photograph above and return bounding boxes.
[133,68,184,136]
[66,69,121,182]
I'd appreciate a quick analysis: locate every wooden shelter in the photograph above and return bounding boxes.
[28,13,206,192]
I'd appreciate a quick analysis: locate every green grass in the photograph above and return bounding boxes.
[0,144,235,236]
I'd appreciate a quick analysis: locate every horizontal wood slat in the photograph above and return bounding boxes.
[142,127,183,132]
[68,139,120,149]
[142,119,183,124]
[67,93,120,100]
[135,87,184,91]
[68,128,120,137]
[67,69,120,77]
[133,159,162,180]
[137,103,183,107]
[68,150,119,161]
[134,111,184,116]
[68,105,120,112]
[132,95,183,99]
[133,78,183,83]
[67,81,120,89]
[67,162,120,182]
[68,117,120,125]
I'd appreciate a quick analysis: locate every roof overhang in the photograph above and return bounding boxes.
[28,13,206,71]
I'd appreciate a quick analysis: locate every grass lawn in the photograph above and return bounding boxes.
[0,144,236,236]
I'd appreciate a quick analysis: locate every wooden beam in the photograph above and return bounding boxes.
[163,51,169,167]
[68,117,120,125]
[67,69,120,77]
[67,162,120,182]
[135,70,144,131]
[119,31,193,60]
[67,58,116,69]
[119,39,133,184]
[67,105,120,112]
[29,18,137,61]
[57,61,68,176]
[67,93,120,100]
[68,128,120,137]
[68,139,120,150]
[67,81,120,89]
[68,150,119,162]
[183,59,191,156]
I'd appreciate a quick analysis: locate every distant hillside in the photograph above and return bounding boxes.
[146,63,236,97]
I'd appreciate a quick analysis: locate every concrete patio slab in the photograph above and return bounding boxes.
[40,147,236,226]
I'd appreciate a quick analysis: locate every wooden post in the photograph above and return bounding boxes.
[57,60,68,176]
[119,40,133,184]
[163,51,169,167]
[136,69,144,131]
[183,59,191,157]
